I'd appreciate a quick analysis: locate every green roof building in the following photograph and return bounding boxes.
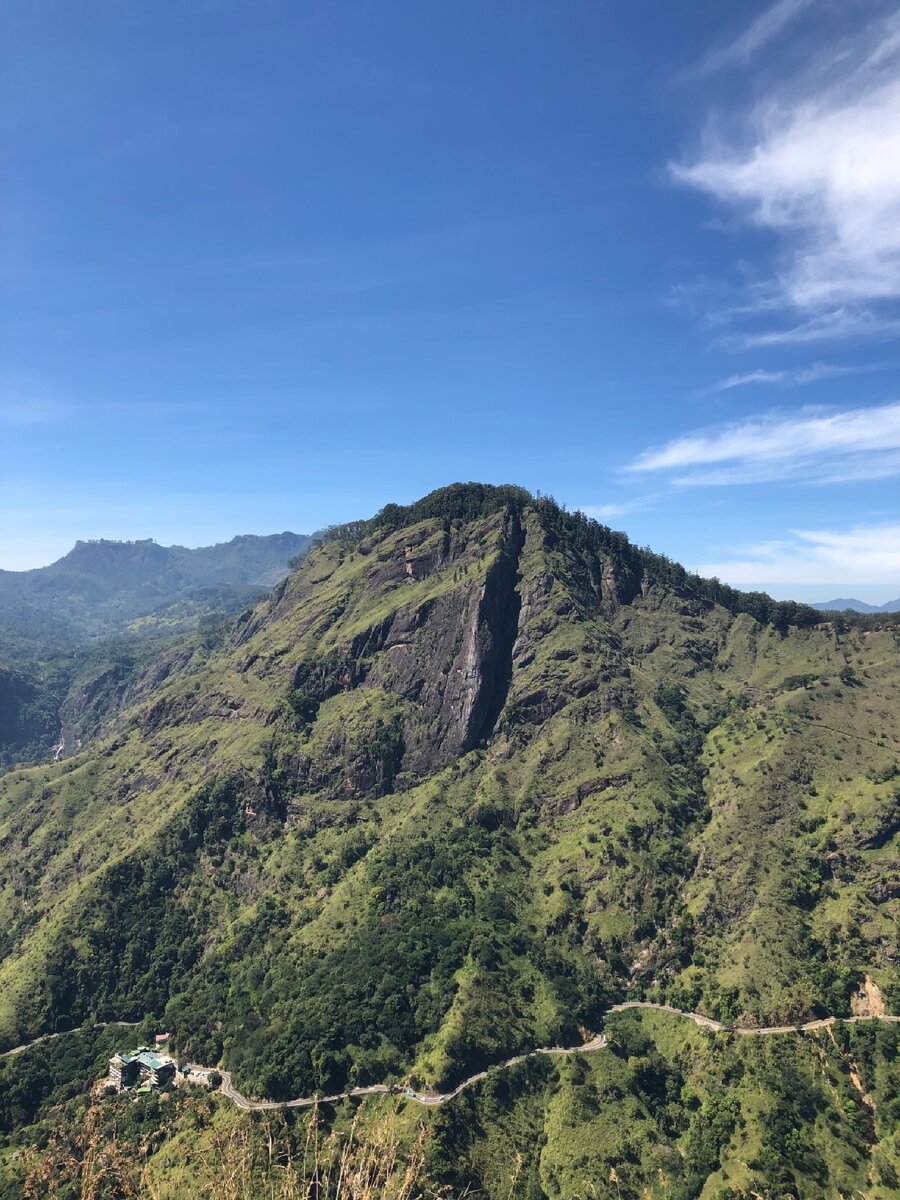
[108,1046,177,1090]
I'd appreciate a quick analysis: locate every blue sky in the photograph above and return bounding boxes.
[2,0,899,601]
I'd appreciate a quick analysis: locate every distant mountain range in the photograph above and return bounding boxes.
[0,531,312,654]
[0,530,315,768]
[814,597,900,613]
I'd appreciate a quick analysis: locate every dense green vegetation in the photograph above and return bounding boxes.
[317,483,824,631]
[3,1012,898,1198]
[0,483,897,1198]
[315,481,534,547]
[0,664,59,769]
[429,1010,900,1198]
[0,1026,137,1138]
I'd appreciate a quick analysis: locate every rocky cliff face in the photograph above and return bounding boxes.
[230,506,528,790]
[347,507,524,772]
[240,502,641,799]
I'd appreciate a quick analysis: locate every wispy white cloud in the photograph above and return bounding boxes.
[628,399,900,485]
[691,0,815,78]
[576,494,660,522]
[673,9,900,342]
[712,369,786,390]
[783,362,880,384]
[578,503,631,519]
[737,311,900,348]
[697,522,900,586]
[709,361,887,391]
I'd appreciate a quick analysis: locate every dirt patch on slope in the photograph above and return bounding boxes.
[851,974,886,1017]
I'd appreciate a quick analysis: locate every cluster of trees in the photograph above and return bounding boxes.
[0,1027,126,1137]
[206,817,581,1098]
[532,497,825,631]
[286,650,355,729]
[26,767,619,1102]
[315,482,532,548]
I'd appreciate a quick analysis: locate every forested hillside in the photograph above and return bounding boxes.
[1,484,897,1198]
[0,664,59,768]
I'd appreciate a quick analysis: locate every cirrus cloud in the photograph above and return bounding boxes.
[690,0,815,79]
[628,400,900,486]
[697,523,900,587]
[673,6,900,343]
[708,361,888,392]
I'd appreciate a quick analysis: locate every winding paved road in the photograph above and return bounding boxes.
[186,1003,899,1111]
[5,1005,897,1109]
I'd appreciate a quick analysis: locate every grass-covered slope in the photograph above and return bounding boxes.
[0,485,896,1119]
[430,1008,900,1199]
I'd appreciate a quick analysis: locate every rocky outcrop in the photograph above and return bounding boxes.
[292,715,406,801]
[271,509,526,788]
[361,509,524,773]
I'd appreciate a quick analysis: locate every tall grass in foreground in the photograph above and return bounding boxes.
[21,1097,455,1200]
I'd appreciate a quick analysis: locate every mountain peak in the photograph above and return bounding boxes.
[63,537,169,570]
[2,487,900,1198]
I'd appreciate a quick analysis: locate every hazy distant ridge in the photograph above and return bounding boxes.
[0,531,312,653]
[815,597,900,613]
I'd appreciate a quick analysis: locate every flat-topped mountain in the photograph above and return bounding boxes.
[1,484,898,1197]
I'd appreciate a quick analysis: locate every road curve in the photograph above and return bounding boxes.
[604,1001,900,1037]
[4,1006,897,1108]
[186,1005,899,1112]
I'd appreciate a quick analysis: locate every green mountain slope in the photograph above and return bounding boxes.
[3,1009,898,1199]
[0,485,897,1196]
